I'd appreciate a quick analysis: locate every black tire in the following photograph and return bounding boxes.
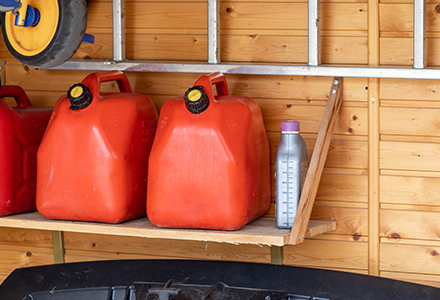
[1,0,87,69]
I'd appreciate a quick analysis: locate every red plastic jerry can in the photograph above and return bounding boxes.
[147,72,271,230]
[0,86,52,216]
[37,71,158,223]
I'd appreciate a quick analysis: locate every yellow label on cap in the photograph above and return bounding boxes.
[70,86,84,98]
[188,89,202,102]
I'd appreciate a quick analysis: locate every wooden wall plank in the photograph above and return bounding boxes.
[381,99,440,109]
[310,205,368,236]
[63,233,271,263]
[220,2,307,30]
[87,2,367,31]
[0,228,54,284]
[220,3,366,31]
[320,3,367,31]
[81,2,368,64]
[379,3,412,33]
[269,136,368,169]
[381,209,440,241]
[381,243,440,275]
[321,36,368,64]
[316,172,368,203]
[125,34,207,61]
[319,138,368,169]
[319,267,368,275]
[270,169,368,203]
[65,250,169,263]
[381,203,440,213]
[227,76,367,101]
[222,35,309,63]
[380,3,440,33]
[381,271,440,288]
[0,227,53,248]
[380,79,440,101]
[380,38,412,66]
[380,37,440,67]
[0,247,54,281]
[380,141,440,172]
[70,34,367,64]
[380,107,440,137]
[380,174,440,206]
[381,237,440,247]
[88,2,206,30]
[283,239,368,270]
[262,105,367,135]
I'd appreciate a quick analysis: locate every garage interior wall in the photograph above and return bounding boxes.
[1,0,440,288]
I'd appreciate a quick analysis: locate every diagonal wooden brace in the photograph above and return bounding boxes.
[288,77,343,245]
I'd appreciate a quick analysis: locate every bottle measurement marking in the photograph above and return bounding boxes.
[281,150,295,227]
[279,157,298,226]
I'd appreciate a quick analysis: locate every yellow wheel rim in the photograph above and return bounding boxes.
[4,0,59,57]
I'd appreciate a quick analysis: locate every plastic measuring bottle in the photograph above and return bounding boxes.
[275,121,308,229]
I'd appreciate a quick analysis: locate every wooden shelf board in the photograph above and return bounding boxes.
[0,212,336,247]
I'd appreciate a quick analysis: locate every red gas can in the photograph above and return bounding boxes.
[37,71,158,223]
[0,86,52,216]
[147,72,270,230]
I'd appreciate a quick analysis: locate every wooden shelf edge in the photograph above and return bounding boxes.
[0,212,336,247]
[305,220,337,239]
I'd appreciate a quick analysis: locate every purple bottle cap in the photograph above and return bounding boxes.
[281,120,299,132]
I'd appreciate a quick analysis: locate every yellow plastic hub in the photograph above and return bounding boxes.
[4,0,59,56]
[187,89,202,102]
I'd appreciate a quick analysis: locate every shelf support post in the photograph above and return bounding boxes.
[308,0,321,66]
[52,231,65,264]
[113,0,126,61]
[270,246,283,265]
[208,0,220,64]
[288,78,343,245]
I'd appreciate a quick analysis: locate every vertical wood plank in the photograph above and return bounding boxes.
[368,79,380,276]
[368,0,380,277]
[288,78,343,245]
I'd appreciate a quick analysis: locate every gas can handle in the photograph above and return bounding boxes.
[193,72,229,101]
[0,86,32,109]
[83,70,133,96]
